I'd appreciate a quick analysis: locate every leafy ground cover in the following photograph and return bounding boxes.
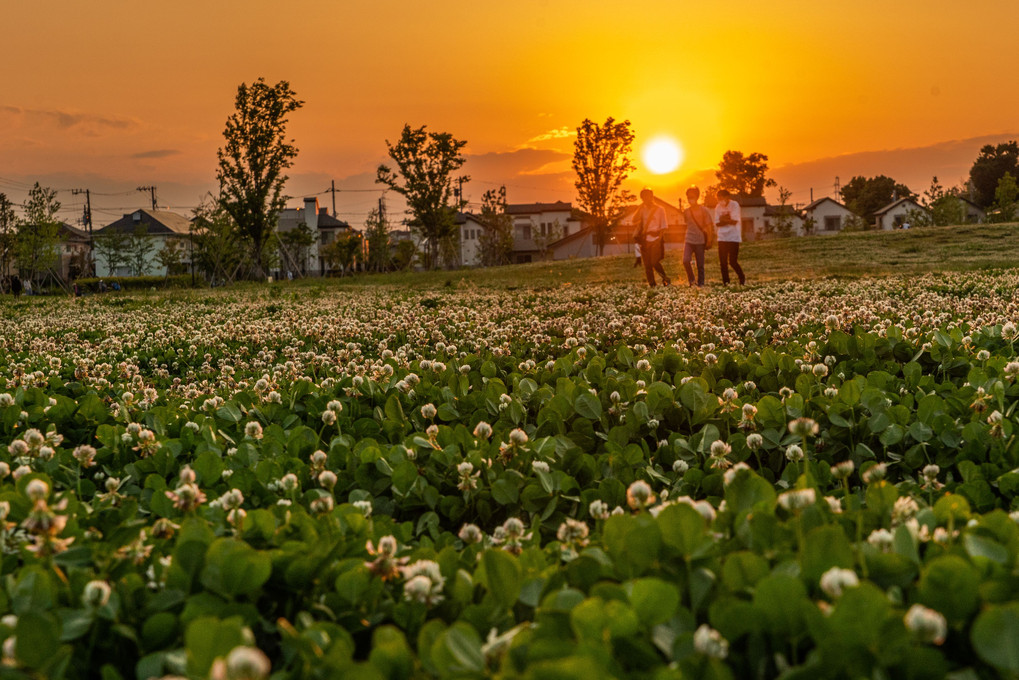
[2,268,1019,678]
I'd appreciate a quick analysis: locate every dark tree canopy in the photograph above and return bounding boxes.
[572,117,635,255]
[840,175,913,221]
[216,78,304,278]
[376,124,468,269]
[478,186,514,267]
[17,182,61,282]
[969,141,1019,208]
[713,151,776,198]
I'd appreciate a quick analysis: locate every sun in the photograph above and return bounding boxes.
[642,136,684,175]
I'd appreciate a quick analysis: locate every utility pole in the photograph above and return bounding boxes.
[137,186,157,210]
[456,177,466,208]
[834,177,841,200]
[72,189,94,276]
[329,180,338,218]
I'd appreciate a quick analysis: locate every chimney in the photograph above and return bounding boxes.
[304,197,319,230]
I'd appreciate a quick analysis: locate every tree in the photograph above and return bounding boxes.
[93,230,130,276]
[532,219,564,259]
[802,214,817,236]
[216,78,304,278]
[155,238,186,276]
[126,224,156,276]
[477,187,514,266]
[278,223,315,276]
[839,175,913,223]
[191,198,246,284]
[320,232,363,276]
[922,176,966,226]
[991,172,1019,223]
[770,187,796,237]
[572,117,635,256]
[16,183,61,283]
[376,124,468,270]
[969,141,1019,208]
[392,239,417,271]
[713,151,776,197]
[364,206,393,272]
[0,193,16,283]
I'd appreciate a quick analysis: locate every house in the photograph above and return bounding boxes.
[277,197,354,275]
[542,197,684,261]
[506,201,585,263]
[94,209,192,277]
[761,204,805,237]
[456,212,490,267]
[802,197,859,234]
[958,197,986,223]
[727,196,769,240]
[873,198,928,230]
[56,222,92,280]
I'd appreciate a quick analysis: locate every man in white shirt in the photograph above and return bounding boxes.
[632,188,671,287]
[713,189,745,285]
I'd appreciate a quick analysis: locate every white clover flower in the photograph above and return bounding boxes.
[746,433,763,450]
[636,359,651,371]
[224,645,272,680]
[318,470,337,490]
[778,488,816,511]
[531,460,550,474]
[672,459,689,474]
[25,478,49,501]
[830,460,854,480]
[862,463,887,484]
[321,409,337,426]
[473,421,493,439]
[693,624,729,659]
[352,500,373,518]
[508,428,528,446]
[819,567,859,599]
[867,528,894,551]
[904,604,947,645]
[785,444,804,462]
[626,480,655,509]
[82,580,112,609]
[420,403,437,419]
[458,523,484,544]
[245,421,263,439]
[788,417,819,437]
[589,499,610,520]
[723,462,751,487]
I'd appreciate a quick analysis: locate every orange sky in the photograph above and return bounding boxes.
[1,0,1017,225]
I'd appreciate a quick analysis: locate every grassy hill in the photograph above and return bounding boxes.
[329,222,1019,290]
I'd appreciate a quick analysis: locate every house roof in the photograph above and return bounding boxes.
[803,196,855,213]
[763,204,802,217]
[873,197,926,215]
[277,206,351,231]
[731,195,768,207]
[455,211,491,227]
[505,201,573,215]
[98,209,191,235]
[57,222,90,241]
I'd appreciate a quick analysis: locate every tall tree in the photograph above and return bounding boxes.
[713,151,776,197]
[191,198,246,283]
[93,230,130,277]
[477,186,514,266]
[216,78,304,278]
[364,206,393,272]
[840,175,913,222]
[320,232,363,276]
[922,176,966,226]
[376,124,469,270]
[969,141,1019,208]
[127,223,157,276]
[770,187,795,236]
[16,183,61,283]
[572,117,635,256]
[0,193,16,283]
[155,238,186,276]
[991,172,1019,223]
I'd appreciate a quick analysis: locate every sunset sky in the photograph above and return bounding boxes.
[2,0,1017,227]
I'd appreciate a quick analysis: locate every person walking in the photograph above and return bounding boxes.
[682,186,714,287]
[632,187,671,287]
[714,189,745,285]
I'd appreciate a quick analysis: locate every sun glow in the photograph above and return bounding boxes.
[642,136,684,175]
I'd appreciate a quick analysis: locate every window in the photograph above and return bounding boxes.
[516,224,531,240]
[824,216,841,231]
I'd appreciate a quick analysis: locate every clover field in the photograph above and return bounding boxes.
[3,268,1019,679]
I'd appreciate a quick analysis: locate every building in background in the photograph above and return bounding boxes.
[94,209,191,277]
[277,197,354,276]
[802,197,859,234]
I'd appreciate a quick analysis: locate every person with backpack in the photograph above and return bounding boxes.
[682,186,714,287]
[631,188,671,287]
[714,189,746,285]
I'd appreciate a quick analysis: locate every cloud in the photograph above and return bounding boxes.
[132,149,181,159]
[0,105,138,132]
[524,126,576,144]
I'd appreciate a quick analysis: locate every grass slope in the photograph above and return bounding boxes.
[331,223,1019,290]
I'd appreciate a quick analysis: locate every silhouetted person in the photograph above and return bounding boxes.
[10,276,22,297]
[682,187,714,287]
[632,188,671,287]
[714,189,745,285]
